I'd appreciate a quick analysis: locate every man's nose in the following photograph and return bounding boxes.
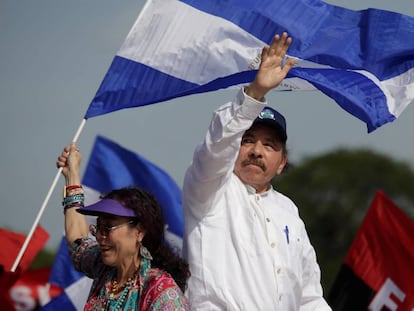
[249,141,264,156]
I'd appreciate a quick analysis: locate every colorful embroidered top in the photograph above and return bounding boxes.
[69,237,190,311]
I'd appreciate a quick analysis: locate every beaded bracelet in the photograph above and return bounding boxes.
[62,193,85,206]
[63,201,84,213]
[64,200,84,208]
[63,202,83,214]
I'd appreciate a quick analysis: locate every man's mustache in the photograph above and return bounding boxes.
[241,158,266,171]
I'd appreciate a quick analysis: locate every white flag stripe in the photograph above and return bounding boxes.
[65,276,93,311]
[382,67,414,117]
[118,0,264,85]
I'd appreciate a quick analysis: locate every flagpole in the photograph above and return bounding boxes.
[11,118,87,272]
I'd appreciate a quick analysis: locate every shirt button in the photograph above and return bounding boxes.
[270,242,276,248]
[279,295,282,301]
[266,218,270,222]
[277,268,281,274]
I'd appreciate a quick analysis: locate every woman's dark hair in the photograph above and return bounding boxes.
[103,187,190,292]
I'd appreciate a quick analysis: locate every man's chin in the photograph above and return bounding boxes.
[238,171,265,183]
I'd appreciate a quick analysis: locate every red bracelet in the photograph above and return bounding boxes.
[66,185,83,190]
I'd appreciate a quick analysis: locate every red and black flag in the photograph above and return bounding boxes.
[328,190,414,310]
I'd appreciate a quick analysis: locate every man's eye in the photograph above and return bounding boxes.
[242,138,254,144]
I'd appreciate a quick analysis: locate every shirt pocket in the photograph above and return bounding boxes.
[234,206,267,257]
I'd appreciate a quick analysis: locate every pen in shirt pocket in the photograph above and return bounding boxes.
[284,225,290,244]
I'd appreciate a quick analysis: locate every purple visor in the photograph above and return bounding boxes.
[76,199,136,217]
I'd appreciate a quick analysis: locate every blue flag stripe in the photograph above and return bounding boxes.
[288,67,393,131]
[48,238,84,288]
[90,58,391,132]
[40,292,77,311]
[87,56,258,118]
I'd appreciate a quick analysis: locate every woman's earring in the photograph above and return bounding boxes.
[139,244,153,260]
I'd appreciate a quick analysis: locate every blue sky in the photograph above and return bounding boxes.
[1,0,413,250]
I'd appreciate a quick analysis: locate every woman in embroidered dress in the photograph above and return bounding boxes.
[57,142,191,310]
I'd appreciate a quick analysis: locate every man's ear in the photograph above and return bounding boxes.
[276,155,288,175]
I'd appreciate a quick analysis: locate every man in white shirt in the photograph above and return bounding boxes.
[182,32,331,310]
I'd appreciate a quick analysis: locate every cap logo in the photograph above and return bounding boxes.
[259,108,275,120]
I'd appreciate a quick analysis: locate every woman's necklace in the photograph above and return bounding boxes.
[108,267,139,310]
[110,275,134,296]
[108,282,132,310]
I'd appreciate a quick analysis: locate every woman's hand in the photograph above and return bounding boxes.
[56,142,82,186]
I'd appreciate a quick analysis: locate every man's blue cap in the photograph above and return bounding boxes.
[252,107,287,143]
[76,199,136,217]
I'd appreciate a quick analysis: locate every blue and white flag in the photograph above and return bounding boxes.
[85,0,414,132]
[39,238,93,311]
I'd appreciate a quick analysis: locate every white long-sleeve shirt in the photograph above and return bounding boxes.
[182,88,331,311]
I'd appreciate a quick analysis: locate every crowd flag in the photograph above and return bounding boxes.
[0,226,49,272]
[328,190,414,310]
[0,268,21,311]
[6,267,62,311]
[0,226,49,310]
[85,0,414,133]
[39,238,93,311]
[40,134,184,310]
